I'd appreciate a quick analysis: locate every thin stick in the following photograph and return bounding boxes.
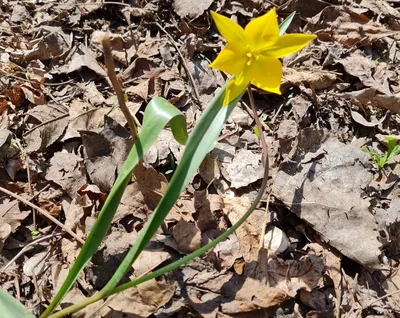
[0,186,85,245]
[102,36,138,142]
[155,21,201,103]
[247,87,269,167]
[1,233,62,272]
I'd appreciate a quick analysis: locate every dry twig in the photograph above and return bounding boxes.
[102,36,138,141]
[0,186,85,245]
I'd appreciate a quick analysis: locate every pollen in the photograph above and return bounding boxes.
[246,47,260,66]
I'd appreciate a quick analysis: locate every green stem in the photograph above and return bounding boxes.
[48,85,270,318]
[47,155,269,318]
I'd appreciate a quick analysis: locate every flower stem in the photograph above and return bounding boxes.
[247,86,269,167]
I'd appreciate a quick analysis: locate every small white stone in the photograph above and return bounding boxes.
[263,225,289,255]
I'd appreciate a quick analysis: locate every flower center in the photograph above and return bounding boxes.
[246,46,260,66]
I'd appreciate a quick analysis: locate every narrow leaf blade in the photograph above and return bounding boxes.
[0,288,35,318]
[42,97,187,317]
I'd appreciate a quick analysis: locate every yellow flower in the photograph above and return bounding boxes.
[209,8,317,105]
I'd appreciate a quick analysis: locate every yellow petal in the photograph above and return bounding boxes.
[263,33,317,58]
[223,71,250,105]
[210,11,245,45]
[244,8,279,50]
[209,43,247,75]
[248,56,282,95]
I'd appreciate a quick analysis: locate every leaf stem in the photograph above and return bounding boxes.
[102,36,138,141]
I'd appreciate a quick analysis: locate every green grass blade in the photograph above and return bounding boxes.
[96,83,241,297]
[0,288,35,318]
[41,97,187,317]
[279,11,296,35]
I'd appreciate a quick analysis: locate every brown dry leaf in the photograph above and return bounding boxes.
[173,0,213,18]
[172,218,201,253]
[350,110,388,127]
[224,197,269,280]
[212,234,242,270]
[273,129,381,269]
[20,82,45,105]
[181,259,287,316]
[224,197,263,264]
[91,30,135,66]
[45,152,88,198]
[107,279,175,317]
[10,4,31,23]
[305,6,398,48]
[63,100,108,140]
[20,32,70,64]
[24,104,69,153]
[132,249,170,278]
[0,198,30,252]
[223,149,264,189]
[360,0,400,19]
[336,51,390,94]
[334,88,400,114]
[6,85,25,107]
[267,255,324,298]
[68,44,107,78]
[281,68,337,91]
[80,117,133,192]
[80,81,105,106]
[64,193,93,238]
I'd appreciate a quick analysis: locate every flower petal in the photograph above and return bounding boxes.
[209,43,247,75]
[210,11,246,45]
[263,33,317,58]
[223,71,250,105]
[248,56,282,95]
[244,8,279,50]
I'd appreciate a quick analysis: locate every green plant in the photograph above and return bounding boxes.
[361,136,400,170]
[0,9,315,318]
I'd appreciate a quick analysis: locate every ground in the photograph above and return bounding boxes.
[1,0,400,317]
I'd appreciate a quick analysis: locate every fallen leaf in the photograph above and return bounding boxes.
[107,279,175,316]
[336,51,390,95]
[0,198,30,252]
[173,0,213,19]
[360,0,400,19]
[45,152,88,198]
[223,149,264,189]
[68,44,107,78]
[273,129,381,269]
[282,68,337,91]
[80,116,133,192]
[172,218,201,253]
[6,85,25,107]
[306,6,399,48]
[351,110,388,127]
[24,104,69,154]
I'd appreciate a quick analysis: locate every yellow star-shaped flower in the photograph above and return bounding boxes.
[209,8,317,105]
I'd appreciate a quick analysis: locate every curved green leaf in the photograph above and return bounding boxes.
[95,83,241,295]
[41,97,187,317]
[0,288,35,318]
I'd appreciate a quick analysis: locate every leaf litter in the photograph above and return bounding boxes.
[0,0,400,317]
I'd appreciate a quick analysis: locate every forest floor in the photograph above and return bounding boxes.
[1,0,400,317]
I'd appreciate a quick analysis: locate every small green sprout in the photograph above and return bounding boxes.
[361,136,400,170]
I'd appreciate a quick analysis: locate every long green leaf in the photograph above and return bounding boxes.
[0,288,35,318]
[93,83,240,296]
[279,11,296,36]
[41,97,187,317]
[47,82,242,318]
